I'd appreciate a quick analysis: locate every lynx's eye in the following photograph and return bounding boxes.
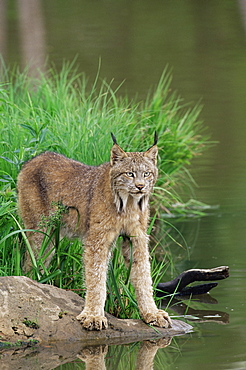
[126,172,135,178]
[143,171,151,177]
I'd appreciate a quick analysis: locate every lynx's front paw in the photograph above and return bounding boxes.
[76,312,108,330]
[144,309,172,328]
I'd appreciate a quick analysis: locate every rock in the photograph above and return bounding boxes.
[0,276,192,346]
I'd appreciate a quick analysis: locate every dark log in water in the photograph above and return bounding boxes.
[156,266,229,296]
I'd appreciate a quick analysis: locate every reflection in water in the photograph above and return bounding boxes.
[135,338,172,370]
[0,0,7,64]
[160,294,229,325]
[0,337,173,370]
[77,339,171,370]
[17,0,46,76]
[238,0,246,33]
[0,0,46,76]
[77,345,108,370]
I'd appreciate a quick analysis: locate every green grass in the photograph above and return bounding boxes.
[0,63,208,318]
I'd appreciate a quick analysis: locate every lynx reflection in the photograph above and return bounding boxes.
[77,338,172,370]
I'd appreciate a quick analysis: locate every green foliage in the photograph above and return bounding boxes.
[0,339,39,350]
[0,63,208,318]
[23,318,40,329]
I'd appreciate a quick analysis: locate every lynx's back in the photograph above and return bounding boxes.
[17,151,113,238]
[18,141,158,239]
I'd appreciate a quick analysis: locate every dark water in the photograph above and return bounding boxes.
[1,0,246,369]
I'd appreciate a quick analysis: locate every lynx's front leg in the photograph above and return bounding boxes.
[123,232,172,328]
[76,235,112,330]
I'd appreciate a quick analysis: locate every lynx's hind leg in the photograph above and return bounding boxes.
[22,230,44,273]
[121,235,132,266]
[22,227,56,273]
[18,191,54,272]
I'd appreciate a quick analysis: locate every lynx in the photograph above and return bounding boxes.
[17,133,172,330]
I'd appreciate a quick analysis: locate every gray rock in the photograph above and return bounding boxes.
[0,276,192,345]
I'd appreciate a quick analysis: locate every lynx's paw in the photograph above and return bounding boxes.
[77,345,108,363]
[144,309,172,328]
[76,312,108,330]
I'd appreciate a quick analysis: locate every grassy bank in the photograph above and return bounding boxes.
[0,64,207,318]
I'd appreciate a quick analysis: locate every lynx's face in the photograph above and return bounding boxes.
[110,143,158,212]
[111,154,157,197]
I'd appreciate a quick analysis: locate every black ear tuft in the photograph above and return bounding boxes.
[153,131,158,146]
[146,131,158,152]
[111,132,118,145]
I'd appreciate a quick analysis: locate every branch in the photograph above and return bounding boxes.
[156,266,229,296]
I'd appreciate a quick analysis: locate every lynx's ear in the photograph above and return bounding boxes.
[110,133,128,165]
[144,132,158,164]
[110,144,128,166]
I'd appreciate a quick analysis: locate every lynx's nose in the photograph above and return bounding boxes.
[136,184,144,191]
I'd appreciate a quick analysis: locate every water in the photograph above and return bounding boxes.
[1,0,246,368]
